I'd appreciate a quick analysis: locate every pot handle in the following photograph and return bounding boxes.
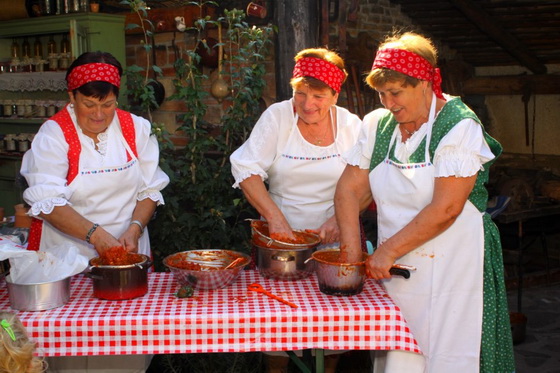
[84,272,104,280]
[136,258,153,270]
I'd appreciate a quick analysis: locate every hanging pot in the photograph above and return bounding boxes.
[148,80,165,108]
[195,37,219,69]
[86,254,152,300]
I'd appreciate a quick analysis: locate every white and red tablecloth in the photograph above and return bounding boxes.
[0,271,421,357]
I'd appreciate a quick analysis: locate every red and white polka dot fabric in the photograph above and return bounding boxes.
[67,63,121,91]
[372,47,444,99]
[292,57,346,93]
[1,271,421,356]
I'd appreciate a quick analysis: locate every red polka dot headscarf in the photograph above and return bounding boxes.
[67,63,121,91]
[372,48,444,99]
[292,57,346,93]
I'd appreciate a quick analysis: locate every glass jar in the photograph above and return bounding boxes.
[34,36,43,59]
[24,100,34,117]
[3,101,13,117]
[47,35,57,55]
[36,100,47,117]
[22,37,31,58]
[10,39,20,59]
[46,100,57,117]
[4,135,16,152]
[16,100,26,117]
[48,54,59,72]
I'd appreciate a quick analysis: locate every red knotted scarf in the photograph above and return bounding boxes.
[372,48,444,99]
[292,57,346,93]
[67,63,121,91]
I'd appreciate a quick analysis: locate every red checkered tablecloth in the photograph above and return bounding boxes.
[0,271,421,357]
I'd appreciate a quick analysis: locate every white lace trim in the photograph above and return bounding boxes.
[96,132,109,156]
[138,190,165,206]
[434,146,483,178]
[232,171,267,189]
[28,197,71,216]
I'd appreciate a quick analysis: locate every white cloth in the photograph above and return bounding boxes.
[357,95,486,372]
[230,99,362,230]
[20,106,169,259]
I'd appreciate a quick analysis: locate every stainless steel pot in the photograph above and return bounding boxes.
[87,254,151,300]
[250,220,321,281]
[255,242,317,281]
[6,275,71,311]
[312,249,368,296]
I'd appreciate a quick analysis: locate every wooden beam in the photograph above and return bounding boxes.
[274,0,318,100]
[462,75,560,95]
[449,0,547,74]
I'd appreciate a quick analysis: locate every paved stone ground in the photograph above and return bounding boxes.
[509,281,560,373]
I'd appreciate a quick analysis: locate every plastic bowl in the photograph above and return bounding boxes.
[163,250,251,290]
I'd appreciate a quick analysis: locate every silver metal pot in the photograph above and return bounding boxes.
[255,243,317,280]
[250,220,321,281]
[6,275,71,311]
[312,249,368,296]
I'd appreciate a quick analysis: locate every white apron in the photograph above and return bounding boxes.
[40,121,149,259]
[369,96,484,372]
[267,109,346,230]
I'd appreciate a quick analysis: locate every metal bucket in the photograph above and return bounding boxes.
[6,275,71,311]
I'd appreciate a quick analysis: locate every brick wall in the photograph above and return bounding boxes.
[123,0,459,134]
[125,24,276,138]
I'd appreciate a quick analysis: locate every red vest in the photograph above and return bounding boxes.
[27,107,138,250]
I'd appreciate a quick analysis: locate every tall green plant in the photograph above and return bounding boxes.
[121,0,164,122]
[147,3,275,269]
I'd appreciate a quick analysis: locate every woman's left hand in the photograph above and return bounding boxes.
[316,215,340,244]
[118,225,142,253]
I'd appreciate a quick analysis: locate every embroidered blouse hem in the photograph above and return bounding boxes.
[138,190,166,206]
[232,171,268,189]
[434,146,484,178]
[28,197,71,216]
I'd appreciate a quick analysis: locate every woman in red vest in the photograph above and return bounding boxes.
[21,51,169,262]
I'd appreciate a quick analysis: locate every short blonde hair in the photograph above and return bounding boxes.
[0,312,45,373]
[290,48,348,94]
[366,32,438,89]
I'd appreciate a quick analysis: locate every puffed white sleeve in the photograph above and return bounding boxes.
[133,114,170,205]
[344,108,388,169]
[230,103,283,188]
[21,121,74,216]
[433,118,496,178]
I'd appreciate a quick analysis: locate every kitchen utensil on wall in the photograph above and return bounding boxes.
[246,0,267,19]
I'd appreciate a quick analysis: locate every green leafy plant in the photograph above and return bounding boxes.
[121,0,164,122]
[132,2,275,269]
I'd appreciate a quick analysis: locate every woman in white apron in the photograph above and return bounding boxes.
[20,51,169,373]
[230,48,362,373]
[335,32,515,372]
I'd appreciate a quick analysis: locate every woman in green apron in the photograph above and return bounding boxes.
[335,32,515,372]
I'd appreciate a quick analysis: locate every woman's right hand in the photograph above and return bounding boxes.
[88,226,122,256]
[266,216,296,241]
[365,245,396,280]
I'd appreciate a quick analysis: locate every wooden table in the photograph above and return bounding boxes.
[0,271,421,372]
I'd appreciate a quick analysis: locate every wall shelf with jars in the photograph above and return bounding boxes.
[0,13,125,131]
[0,13,126,215]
